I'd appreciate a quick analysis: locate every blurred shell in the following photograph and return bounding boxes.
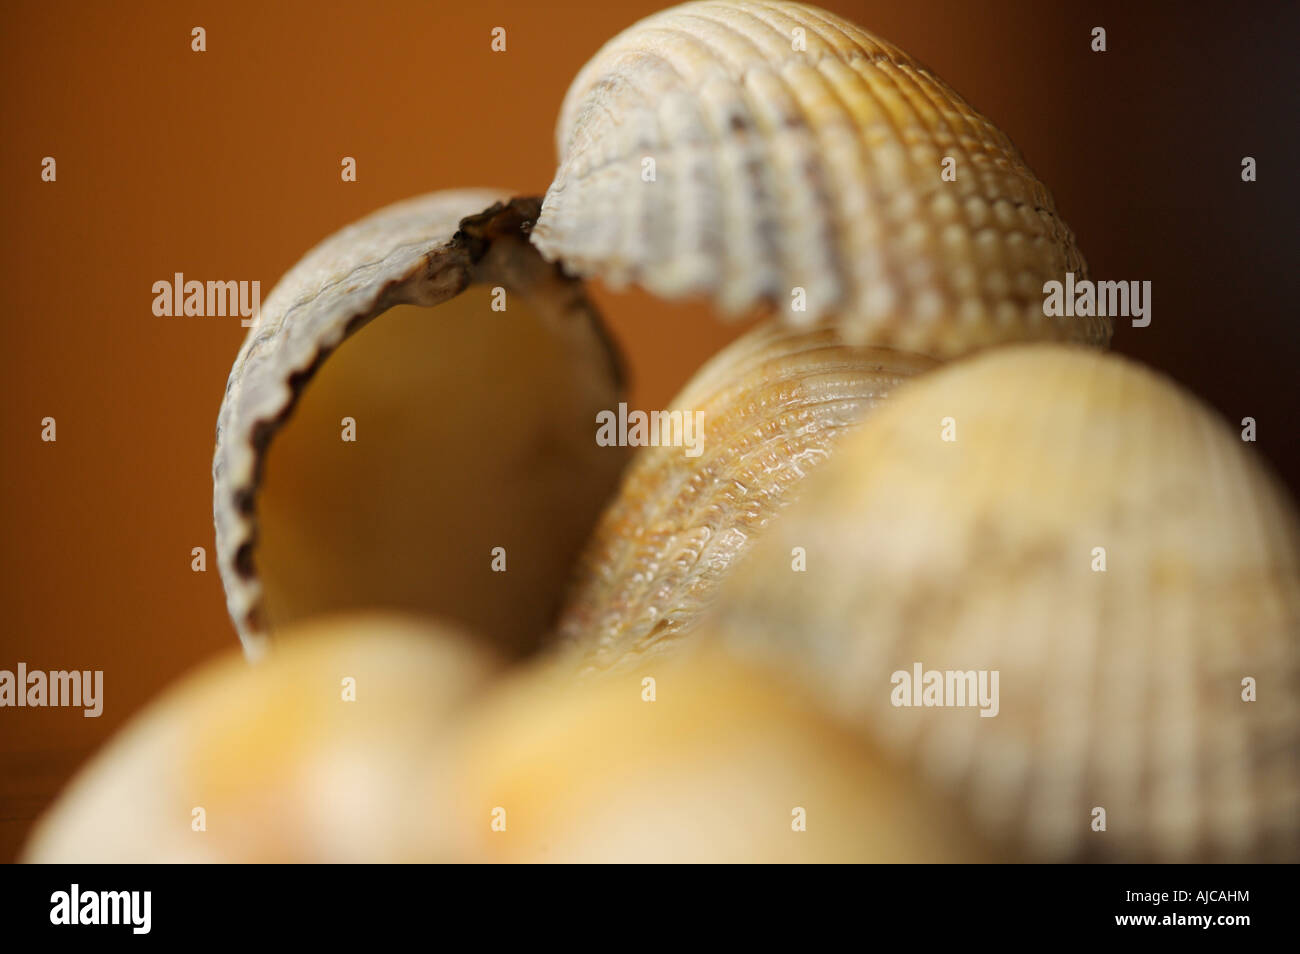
[23,613,498,863]
[699,345,1300,861]
[555,319,935,669]
[213,191,625,659]
[447,649,992,862]
[532,0,1109,355]
[24,613,991,863]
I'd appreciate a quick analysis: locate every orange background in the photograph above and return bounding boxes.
[1,0,1296,861]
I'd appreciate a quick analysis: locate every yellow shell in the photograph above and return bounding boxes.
[532,0,1110,354]
[697,345,1300,861]
[25,613,989,862]
[442,650,992,862]
[555,320,935,669]
[23,614,498,863]
[213,192,625,659]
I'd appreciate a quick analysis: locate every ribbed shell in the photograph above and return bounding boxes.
[702,345,1300,861]
[532,0,1109,355]
[555,321,935,669]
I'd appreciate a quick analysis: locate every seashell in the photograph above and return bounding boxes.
[213,191,626,659]
[23,613,499,863]
[213,3,1115,661]
[555,319,935,669]
[24,614,990,863]
[693,344,1300,862]
[178,1,1291,866]
[531,0,1110,355]
[445,649,993,862]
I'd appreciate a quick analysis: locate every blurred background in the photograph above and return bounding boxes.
[1,0,1296,862]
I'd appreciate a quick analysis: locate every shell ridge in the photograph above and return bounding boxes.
[536,0,1106,352]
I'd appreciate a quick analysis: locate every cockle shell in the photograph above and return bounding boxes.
[445,649,992,862]
[213,2,1117,662]
[695,345,1300,862]
[24,615,990,863]
[23,613,499,863]
[213,191,625,659]
[532,0,1111,355]
[555,320,935,669]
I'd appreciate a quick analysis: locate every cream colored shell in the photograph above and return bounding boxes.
[700,345,1300,861]
[533,0,1109,354]
[176,1,1297,865]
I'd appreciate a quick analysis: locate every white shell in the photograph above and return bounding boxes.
[533,0,1109,355]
